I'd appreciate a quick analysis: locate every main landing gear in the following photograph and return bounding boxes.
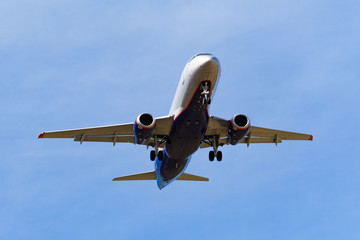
[208,135,222,162]
[150,135,164,161]
[150,150,163,161]
[209,150,222,162]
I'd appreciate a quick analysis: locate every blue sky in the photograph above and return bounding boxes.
[1,0,360,239]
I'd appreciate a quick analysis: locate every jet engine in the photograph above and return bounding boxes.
[228,114,250,145]
[134,113,156,144]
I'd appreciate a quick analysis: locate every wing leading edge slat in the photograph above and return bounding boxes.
[73,135,135,144]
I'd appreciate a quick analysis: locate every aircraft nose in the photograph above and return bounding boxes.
[198,56,220,77]
[192,54,220,73]
[186,53,221,86]
[201,56,219,70]
[189,53,220,69]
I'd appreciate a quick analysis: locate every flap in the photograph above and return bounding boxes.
[249,126,313,141]
[200,136,283,148]
[74,135,135,144]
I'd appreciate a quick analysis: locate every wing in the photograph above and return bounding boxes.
[38,115,174,147]
[200,116,313,148]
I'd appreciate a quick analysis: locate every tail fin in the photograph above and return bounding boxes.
[112,171,156,181]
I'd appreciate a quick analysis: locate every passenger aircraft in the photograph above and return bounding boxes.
[38,53,313,189]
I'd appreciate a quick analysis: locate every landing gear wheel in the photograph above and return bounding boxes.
[209,151,215,161]
[158,151,163,161]
[216,151,222,162]
[150,150,156,161]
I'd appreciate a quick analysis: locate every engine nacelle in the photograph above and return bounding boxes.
[228,114,251,145]
[134,113,156,144]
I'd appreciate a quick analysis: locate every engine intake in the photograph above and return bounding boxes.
[134,113,156,144]
[228,114,250,145]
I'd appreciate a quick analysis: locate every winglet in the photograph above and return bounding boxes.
[38,132,45,139]
[308,135,313,141]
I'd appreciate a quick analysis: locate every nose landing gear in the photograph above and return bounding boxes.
[201,81,211,105]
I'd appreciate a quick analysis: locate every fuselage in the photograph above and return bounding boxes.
[155,53,221,189]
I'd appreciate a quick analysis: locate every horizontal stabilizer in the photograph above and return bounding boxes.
[177,173,209,181]
[112,171,156,181]
[112,171,208,182]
